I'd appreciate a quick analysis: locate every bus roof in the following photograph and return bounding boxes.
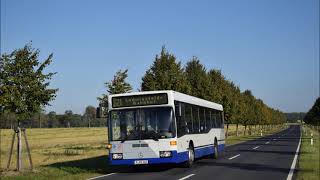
[108,90,223,111]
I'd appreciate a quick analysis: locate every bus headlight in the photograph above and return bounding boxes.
[159,151,172,158]
[112,153,123,160]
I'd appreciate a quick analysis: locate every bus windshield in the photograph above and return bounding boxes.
[110,107,175,141]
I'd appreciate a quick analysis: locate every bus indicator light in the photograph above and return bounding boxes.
[170,141,177,146]
[107,144,112,149]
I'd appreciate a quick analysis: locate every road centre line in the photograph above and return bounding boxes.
[228,154,240,160]
[178,174,195,180]
[87,173,116,180]
[252,146,260,150]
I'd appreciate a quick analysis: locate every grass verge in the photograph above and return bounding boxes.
[297,125,320,180]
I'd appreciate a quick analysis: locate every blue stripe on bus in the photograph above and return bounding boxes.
[194,144,225,158]
[109,144,225,165]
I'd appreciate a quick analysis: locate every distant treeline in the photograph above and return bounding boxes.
[285,112,306,123]
[0,106,106,129]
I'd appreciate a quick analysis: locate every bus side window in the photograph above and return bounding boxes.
[199,107,205,133]
[217,111,221,128]
[192,105,200,133]
[185,104,193,134]
[175,101,186,137]
[221,111,224,128]
[212,110,217,128]
[205,108,211,131]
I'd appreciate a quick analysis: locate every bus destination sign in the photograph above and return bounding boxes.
[112,93,168,108]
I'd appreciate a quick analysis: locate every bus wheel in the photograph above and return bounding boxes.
[183,144,195,168]
[213,142,219,159]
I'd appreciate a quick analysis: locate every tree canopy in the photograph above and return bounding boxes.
[98,69,132,107]
[185,57,209,99]
[141,46,190,93]
[304,97,320,126]
[0,44,58,123]
[141,47,286,127]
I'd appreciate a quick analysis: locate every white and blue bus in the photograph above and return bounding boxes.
[107,90,225,167]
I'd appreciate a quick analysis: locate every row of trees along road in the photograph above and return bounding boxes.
[99,47,286,138]
[304,97,320,126]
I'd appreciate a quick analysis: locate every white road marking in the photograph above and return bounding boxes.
[178,174,195,180]
[253,146,260,150]
[87,173,116,180]
[265,141,270,144]
[228,154,240,160]
[273,139,276,141]
[286,134,302,180]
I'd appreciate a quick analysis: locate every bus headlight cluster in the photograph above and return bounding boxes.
[159,151,172,158]
[112,153,123,160]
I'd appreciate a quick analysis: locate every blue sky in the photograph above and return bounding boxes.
[1,0,319,114]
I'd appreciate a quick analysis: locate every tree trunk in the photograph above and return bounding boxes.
[23,129,33,170]
[88,118,91,128]
[6,131,15,169]
[236,124,239,137]
[17,124,22,171]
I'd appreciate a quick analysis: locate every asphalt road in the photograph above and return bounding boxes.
[90,125,301,180]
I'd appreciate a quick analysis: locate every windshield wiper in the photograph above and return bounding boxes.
[151,134,159,141]
[120,137,126,143]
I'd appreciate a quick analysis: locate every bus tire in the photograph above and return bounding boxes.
[213,141,219,159]
[183,144,195,168]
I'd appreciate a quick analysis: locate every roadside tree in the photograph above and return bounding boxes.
[0,44,58,170]
[141,46,190,93]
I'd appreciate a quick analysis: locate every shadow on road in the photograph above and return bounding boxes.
[47,155,179,174]
[197,160,314,175]
[48,155,118,174]
[197,161,288,173]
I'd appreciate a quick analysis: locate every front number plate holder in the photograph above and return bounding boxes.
[134,160,148,165]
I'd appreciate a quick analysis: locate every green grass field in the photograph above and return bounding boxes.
[297,126,320,180]
[0,125,285,179]
[0,127,108,179]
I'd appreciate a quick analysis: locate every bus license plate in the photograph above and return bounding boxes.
[134,160,148,165]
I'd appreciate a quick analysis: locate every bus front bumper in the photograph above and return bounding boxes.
[109,150,188,165]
